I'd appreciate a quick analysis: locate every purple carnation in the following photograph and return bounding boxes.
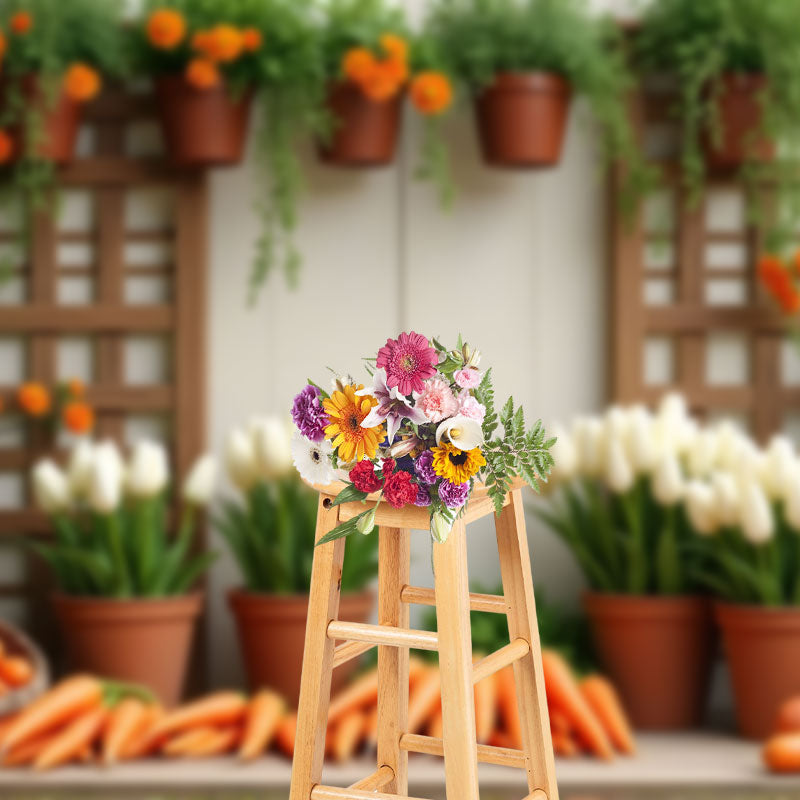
[414,485,432,507]
[438,479,470,509]
[291,384,329,442]
[414,450,437,485]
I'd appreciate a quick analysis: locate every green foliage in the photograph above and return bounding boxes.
[536,477,703,596]
[217,476,378,593]
[32,495,215,598]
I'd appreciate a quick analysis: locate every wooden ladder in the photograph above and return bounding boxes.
[289,481,559,800]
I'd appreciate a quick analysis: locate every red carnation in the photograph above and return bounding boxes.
[383,470,417,509]
[349,459,383,493]
[381,458,396,478]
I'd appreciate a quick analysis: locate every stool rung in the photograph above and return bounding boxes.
[525,792,548,800]
[349,765,394,791]
[400,585,507,614]
[327,620,438,652]
[332,640,375,669]
[473,638,530,684]
[311,787,430,800]
[399,733,526,769]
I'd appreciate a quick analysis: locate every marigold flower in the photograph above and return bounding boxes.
[191,30,210,52]
[62,401,94,434]
[759,254,800,314]
[0,129,13,164]
[380,33,408,64]
[382,55,408,85]
[18,382,51,417]
[342,47,376,85]
[63,63,101,103]
[185,58,220,90]
[203,24,244,63]
[241,27,262,52]
[147,8,185,50]
[361,63,403,102]
[410,71,453,115]
[10,11,32,35]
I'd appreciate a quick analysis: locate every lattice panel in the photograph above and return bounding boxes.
[609,87,799,441]
[0,92,207,637]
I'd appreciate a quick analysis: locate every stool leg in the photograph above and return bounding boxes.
[377,526,410,794]
[433,519,480,800]
[495,490,559,800]
[289,496,346,800]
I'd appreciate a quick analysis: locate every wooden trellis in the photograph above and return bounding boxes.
[609,87,794,441]
[0,91,207,644]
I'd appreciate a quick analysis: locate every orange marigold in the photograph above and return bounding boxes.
[147,8,186,50]
[62,400,94,435]
[361,62,402,102]
[380,33,408,64]
[342,47,376,85]
[203,24,244,63]
[10,11,32,35]
[410,71,453,115]
[241,27,262,52]
[17,382,51,417]
[185,57,220,90]
[63,63,102,103]
[0,129,13,164]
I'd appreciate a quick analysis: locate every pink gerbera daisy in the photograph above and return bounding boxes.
[376,331,438,396]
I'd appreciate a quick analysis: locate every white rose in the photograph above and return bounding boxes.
[651,452,685,506]
[88,441,124,514]
[225,427,260,491]
[32,459,71,513]
[183,454,217,506]
[126,440,169,498]
[251,416,293,479]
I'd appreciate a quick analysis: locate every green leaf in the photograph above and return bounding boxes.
[331,484,370,506]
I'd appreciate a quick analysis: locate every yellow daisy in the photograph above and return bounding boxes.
[431,443,486,484]
[323,384,384,463]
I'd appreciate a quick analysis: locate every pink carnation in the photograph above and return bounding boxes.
[376,331,438,396]
[457,393,486,423]
[416,377,458,423]
[454,368,481,389]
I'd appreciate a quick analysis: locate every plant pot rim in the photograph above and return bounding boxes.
[714,600,800,628]
[53,592,204,622]
[155,73,254,97]
[583,591,711,619]
[485,71,571,92]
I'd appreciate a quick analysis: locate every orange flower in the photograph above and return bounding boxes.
[17,382,51,417]
[147,8,185,50]
[342,47,376,84]
[10,11,32,35]
[62,400,94,435]
[0,129,13,164]
[410,71,453,115]
[185,57,220,90]
[202,24,244,63]
[63,63,101,102]
[380,33,408,64]
[241,27,262,52]
[759,254,800,314]
[67,378,85,398]
[361,62,403,102]
[191,30,210,52]
[0,31,7,59]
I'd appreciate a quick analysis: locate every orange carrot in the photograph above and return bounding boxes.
[364,706,379,749]
[552,730,579,758]
[34,706,107,770]
[119,704,164,760]
[542,650,614,761]
[428,708,443,740]
[496,666,522,749]
[764,732,800,773]
[163,726,239,758]
[474,672,497,744]
[408,657,428,688]
[0,655,33,688]
[102,698,150,765]
[329,709,366,762]
[3,729,61,767]
[238,690,285,762]
[275,713,297,759]
[1,675,103,754]
[407,667,441,734]
[775,696,800,734]
[580,675,635,755]
[327,669,378,727]
[149,691,247,741]
[549,708,571,737]
[0,713,19,741]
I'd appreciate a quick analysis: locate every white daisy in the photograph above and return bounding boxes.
[291,430,335,485]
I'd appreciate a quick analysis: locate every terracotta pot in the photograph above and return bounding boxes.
[229,588,375,706]
[716,602,800,739]
[155,76,252,167]
[584,593,714,729]
[53,593,203,707]
[318,82,403,167]
[474,71,572,168]
[0,75,82,164]
[703,73,774,170]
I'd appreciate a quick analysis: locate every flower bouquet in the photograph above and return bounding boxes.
[290,331,554,545]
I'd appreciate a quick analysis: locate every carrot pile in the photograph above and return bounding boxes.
[0,640,34,697]
[763,695,800,773]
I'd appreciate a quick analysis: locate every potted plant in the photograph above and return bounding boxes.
[423,0,639,172]
[219,417,377,706]
[315,0,410,166]
[1,378,95,439]
[30,439,217,707]
[537,395,716,729]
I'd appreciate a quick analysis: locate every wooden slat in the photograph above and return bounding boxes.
[326,621,438,652]
[312,786,429,800]
[331,640,374,669]
[399,733,525,769]
[349,765,394,792]
[400,585,507,614]
[472,638,530,685]
[0,306,173,332]
[59,157,186,185]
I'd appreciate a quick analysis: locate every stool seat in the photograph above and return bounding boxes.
[290,483,559,800]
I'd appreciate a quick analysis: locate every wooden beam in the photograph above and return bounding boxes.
[326,621,438,652]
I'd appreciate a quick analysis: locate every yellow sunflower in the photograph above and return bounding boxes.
[431,443,486,484]
[323,384,384,462]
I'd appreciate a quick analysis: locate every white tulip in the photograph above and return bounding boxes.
[126,440,169,498]
[225,427,260,490]
[686,430,719,479]
[625,405,657,474]
[67,439,95,498]
[604,405,629,441]
[572,417,606,478]
[738,481,774,545]
[714,421,748,472]
[685,480,718,536]
[32,459,72,513]
[710,471,739,527]
[183,454,217,506]
[548,423,578,484]
[783,462,800,533]
[88,441,124,514]
[604,436,634,494]
[651,452,685,506]
[435,416,484,451]
[251,416,293,479]
[761,435,796,501]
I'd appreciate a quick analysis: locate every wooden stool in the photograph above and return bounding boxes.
[289,479,559,800]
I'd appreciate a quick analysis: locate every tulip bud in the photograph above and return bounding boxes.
[183,454,217,506]
[651,453,685,506]
[431,512,452,544]
[572,417,605,478]
[738,481,773,545]
[88,441,124,514]
[225,427,260,491]
[625,405,657,474]
[784,463,800,533]
[684,480,718,536]
[711,471,739,527]
[251,416,293,479]
[762,435,796,501]
[604,437,634,494]
[686,430,719,479]
[67,439,95,498]
[32,459,71,513]
[714,421,748,472]
[126,440,169,498]
[356,507,376,536]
